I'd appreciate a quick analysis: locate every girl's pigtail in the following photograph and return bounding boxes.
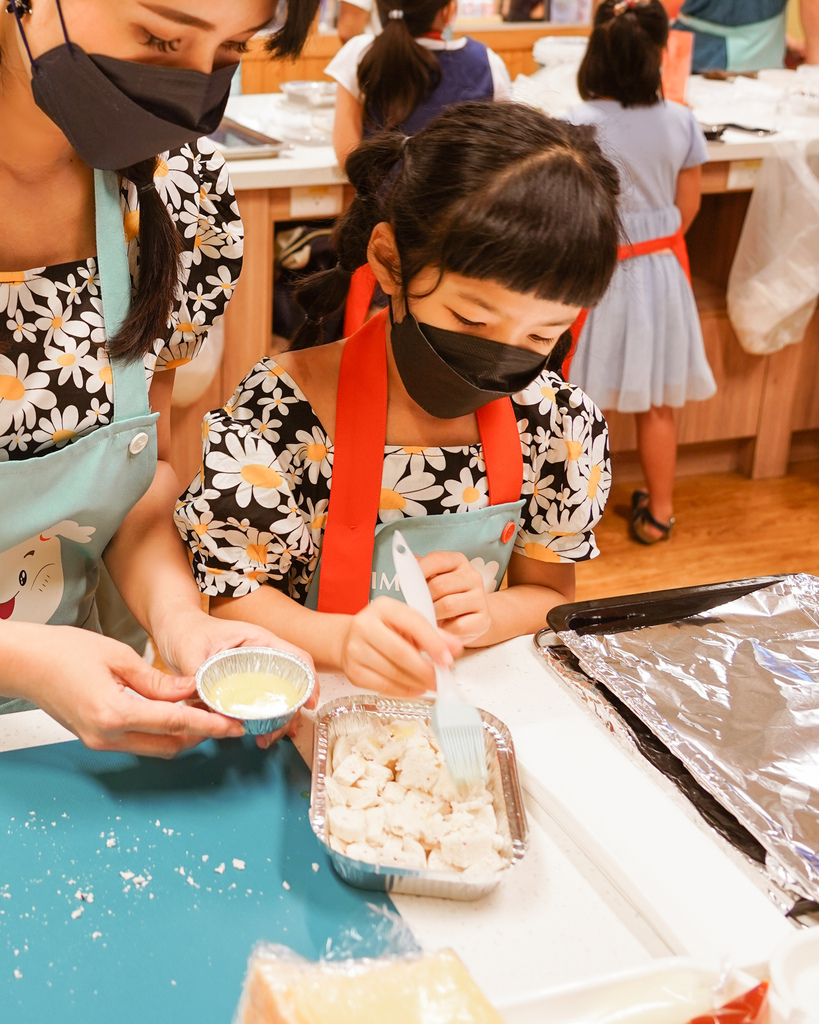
[110,157,183,361]
[291,133,406,349]
[357,1,444,128]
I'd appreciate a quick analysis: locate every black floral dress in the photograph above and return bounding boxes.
[175,358,611,604]
[0,138,242,461]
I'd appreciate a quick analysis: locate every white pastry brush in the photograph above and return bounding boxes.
[391,530,488,788]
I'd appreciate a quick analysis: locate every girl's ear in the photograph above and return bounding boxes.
[367,222,402,297]
[444,0,459,25]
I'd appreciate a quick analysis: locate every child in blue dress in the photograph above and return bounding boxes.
[568,0,716,544]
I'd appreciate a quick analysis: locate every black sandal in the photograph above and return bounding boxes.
[630,490,674,545]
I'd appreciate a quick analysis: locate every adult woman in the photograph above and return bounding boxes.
[0,0,318,756]
[673,0,819,72]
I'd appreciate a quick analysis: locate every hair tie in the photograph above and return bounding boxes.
[401,135,411,152]
[613,0,643,13]
[388,8,404,19]
[336,261,353,278]
[139,182,156,195]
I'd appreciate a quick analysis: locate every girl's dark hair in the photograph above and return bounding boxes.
[0,0,320,359]
[578,0,669,108]
[265,0,323,60]
[292,101,622,350]
[358,0,453,129]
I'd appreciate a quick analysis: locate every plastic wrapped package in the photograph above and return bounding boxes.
[727,138,819,355]
[235,945,504,1024]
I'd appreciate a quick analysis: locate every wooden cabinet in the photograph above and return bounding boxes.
[240,23,590,94]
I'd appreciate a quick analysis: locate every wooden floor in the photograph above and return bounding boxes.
[575,460,819,602]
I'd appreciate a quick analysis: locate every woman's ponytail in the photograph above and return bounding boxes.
[291,133,407,349]
[109,157,183,361]
[357,0,450,129]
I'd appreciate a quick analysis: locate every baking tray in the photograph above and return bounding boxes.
[536,575,819,920]
[309,695,528,901]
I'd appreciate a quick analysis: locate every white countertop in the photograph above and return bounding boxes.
[3,636,796,1007]
[1,634,794,1003]
[220,91,791,193]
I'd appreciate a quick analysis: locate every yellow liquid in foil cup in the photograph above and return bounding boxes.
[209,671,301,717]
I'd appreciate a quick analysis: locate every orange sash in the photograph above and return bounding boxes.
[563,226,691,377]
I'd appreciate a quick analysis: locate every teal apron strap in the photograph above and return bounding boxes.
[93,169,151,422]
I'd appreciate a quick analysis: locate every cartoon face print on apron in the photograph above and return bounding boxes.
[0,170,158,711]
[676,9,787,73]
[305,309,525,614]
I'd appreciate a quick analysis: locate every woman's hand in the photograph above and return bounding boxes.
[8,625,245,758]
[339,597,462,696]
[151,609,319,750]
[419,551,492,646]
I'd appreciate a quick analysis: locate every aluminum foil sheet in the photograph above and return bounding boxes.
[310,695,528,901]
[558,574,819,904]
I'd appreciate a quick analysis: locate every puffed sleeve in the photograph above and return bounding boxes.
[511,372,611,562]
[681,105,709,169]
[146,137,244,372]
[174,363,327,600]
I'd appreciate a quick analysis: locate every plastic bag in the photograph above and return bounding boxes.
[234,941,503,1024]
[686,981,768,1024]
[726,138,819,356]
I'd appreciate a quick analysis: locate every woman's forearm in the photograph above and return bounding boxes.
[103,460,204,641]
[210,586,352,671]
[466,583,572,648]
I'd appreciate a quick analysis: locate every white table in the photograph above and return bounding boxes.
[2,636,796,1008]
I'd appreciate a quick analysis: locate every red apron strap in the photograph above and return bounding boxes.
[476,398,524,505]
[343,263,378,338]
[561,226,691,378]
[317,308,389,614]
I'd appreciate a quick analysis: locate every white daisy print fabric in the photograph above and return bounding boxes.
[0,137,242,463]
[175,359,612,604]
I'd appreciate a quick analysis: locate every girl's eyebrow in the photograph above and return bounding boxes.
[453,291,576,329]
[138,3,271,34]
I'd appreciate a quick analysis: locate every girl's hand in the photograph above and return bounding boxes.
[419,551,492,646]
[16,626,245,759]
[339,597,462,696]
[152,610,319,750]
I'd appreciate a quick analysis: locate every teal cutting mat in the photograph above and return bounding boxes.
[0,737,405,1022]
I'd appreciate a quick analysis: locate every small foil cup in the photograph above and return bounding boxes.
[195,647,315,736]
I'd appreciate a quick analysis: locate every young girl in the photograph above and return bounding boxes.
[175,102,620,696]
[326,0,511,167]
[567,0,716,544]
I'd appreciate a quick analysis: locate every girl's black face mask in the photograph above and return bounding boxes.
[13,1,236,169]
[389,306,548,419]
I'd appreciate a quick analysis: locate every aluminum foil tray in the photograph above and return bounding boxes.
[309,695,528,901]
[553,574,819,905]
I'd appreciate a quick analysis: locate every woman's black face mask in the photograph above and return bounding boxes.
[12,0,236,169]
[389,306,548,419]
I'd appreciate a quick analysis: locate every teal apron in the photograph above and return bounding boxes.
[306,308,524,614]
[676,10,787,73]
[0,170,158,712]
